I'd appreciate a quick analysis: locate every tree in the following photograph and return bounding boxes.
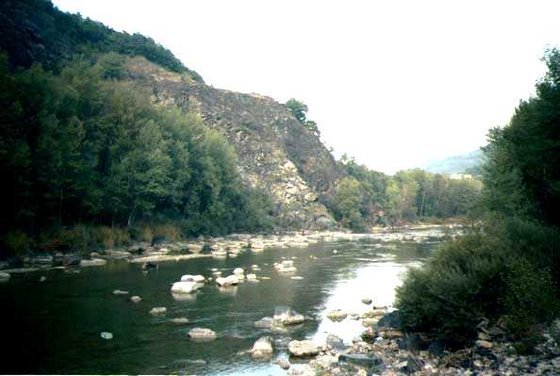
[332,177,367,231]
[285,98,309,123]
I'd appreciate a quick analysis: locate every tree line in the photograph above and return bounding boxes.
[330,156,482,232]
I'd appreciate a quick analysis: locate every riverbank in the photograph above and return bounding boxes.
[0,226,456,276]
[283,307,560,376]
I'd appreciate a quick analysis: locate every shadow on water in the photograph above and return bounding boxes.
[0,236,441,374]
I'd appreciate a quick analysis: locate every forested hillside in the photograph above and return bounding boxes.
[0,0,202,79]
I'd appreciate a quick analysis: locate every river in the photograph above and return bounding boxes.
[0,230,446,374]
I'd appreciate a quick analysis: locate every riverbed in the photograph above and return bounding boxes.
[0,230,447,374]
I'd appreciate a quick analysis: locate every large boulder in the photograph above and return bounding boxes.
[251,336,274,358]
[188,327,217,341]
[171,281,203,294]
[288,340,319,357]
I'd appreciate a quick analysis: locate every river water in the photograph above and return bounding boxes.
[0,231,445,375]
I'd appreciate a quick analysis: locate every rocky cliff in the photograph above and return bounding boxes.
[126,57,342,229]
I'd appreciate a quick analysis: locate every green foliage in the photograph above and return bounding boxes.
[1,231,32,256]
[329,156,482,230]
[0,55,271,256]
[482,49,560,226]
[284,98,320,135]
[285,98,308,123]
[503,257,559,336]
[332,177,368,232]
[0,0,203,81]
[396,229,509,343]
[397,220,560,344]
[397,49,560,347]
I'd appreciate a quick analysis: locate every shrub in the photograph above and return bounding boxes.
[1,230,32,257]
[153,224,182,242]
[503,257,559,337]
[396,231,509,344]
[396,219,560,347]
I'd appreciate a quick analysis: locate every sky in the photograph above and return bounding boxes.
[52,0,560,174]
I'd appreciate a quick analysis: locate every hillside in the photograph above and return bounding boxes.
[125,58,339,228]
[425,150,482,174]
[0,0,340,233]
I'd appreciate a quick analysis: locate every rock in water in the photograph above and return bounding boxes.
[113,289,129,295]
[130,295,142,303]
[171,281,203,294]
[254,317,274,329]
[251,336,274,358]
[80,258,107,267]
[180,274,206,283]
[100,331,113,340]
[274,306,305,325]
[188,327,217,341]
[149,307,167,316]
[215,275,240,287]
[275,357,291,370]
[288,340,320,357]
[361,297,372,305]
[0,272,10,281]
[170,317,190,325]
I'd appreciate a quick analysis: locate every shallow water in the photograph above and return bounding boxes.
[0,233,442,375]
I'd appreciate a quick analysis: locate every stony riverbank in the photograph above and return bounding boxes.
[267,306,560,376]
[0,226,456,277]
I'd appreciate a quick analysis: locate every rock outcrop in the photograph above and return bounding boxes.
[125,57,341,229]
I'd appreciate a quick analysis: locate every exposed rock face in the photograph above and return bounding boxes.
[126,57,341,229]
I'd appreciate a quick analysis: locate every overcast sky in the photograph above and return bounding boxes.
[52,0,560,174]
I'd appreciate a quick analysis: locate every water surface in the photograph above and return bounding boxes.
[0,233,442,374]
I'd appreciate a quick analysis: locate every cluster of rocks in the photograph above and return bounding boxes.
[268,307,560,376]
[0,227,457,280]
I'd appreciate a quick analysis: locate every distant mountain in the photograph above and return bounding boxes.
[425,150,483,174]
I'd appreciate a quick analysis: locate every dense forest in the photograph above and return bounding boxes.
[396,49,560,352]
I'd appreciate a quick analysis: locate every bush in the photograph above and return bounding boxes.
[153,224,182,242]
[396,219,560,347]
[396,231,509,344]
[503,257,559,337]
[1,230,32,257]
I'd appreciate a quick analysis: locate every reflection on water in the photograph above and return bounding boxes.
[0,233,440,375]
